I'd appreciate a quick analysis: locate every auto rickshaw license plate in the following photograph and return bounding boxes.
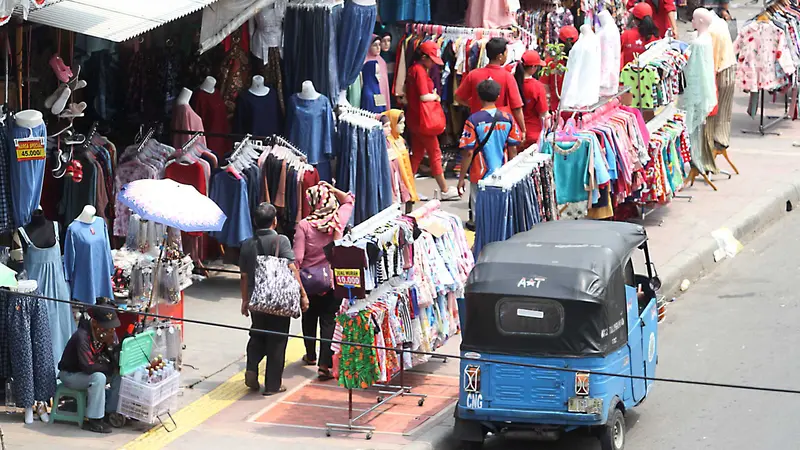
[568,397,603,414]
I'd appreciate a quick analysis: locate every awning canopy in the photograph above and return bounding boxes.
[22,0,220,42]
[199,0,272,55]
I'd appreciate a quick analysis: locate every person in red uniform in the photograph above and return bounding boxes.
[539,25,579,112]
[513,50,550,148]
[405,40,459,200]
[621,3,662,69]
[626,0,678,39]
[455,37,526,138]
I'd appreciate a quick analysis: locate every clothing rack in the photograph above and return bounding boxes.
[560,87,631,114]
[336,104,382,128]
[479,145,549,190]
[181,131,203,151]
[741,89,789,136]
[287,0,343,10]
[345,203,402,242]
[405,22,515,38]
[229,134,253,161]
[271,135,307,161]
[135,127,156,154]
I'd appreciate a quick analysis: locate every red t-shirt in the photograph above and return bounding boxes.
[626,0,676,38]
[404,62,435,133]
[522,78,548,144]
[539,57,565,112]
[455,64,524,114]
[620,28,660,69]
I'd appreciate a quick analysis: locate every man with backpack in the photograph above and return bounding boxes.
[240,203,309,395]
[457,79,522,230]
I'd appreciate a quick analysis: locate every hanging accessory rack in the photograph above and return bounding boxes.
[327,203,427,440]
[180,131,203,151]
[741,88,789,136]
[135,127,156,154]
[271,135,308,161]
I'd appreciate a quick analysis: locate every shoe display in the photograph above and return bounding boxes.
[59,102,87,119]
[50,86,72,115]
[49,54,73,83]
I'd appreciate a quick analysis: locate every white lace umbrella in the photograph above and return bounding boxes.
[117,179,226,232]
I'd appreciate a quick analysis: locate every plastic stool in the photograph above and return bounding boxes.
[50,380,87,427]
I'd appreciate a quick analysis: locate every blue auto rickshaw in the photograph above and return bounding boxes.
[455,221,660,450]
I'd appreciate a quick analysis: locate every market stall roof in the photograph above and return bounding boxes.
[22,0,220,42]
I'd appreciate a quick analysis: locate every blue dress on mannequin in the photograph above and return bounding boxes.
[360,60,383,114]
[18,222,75,375]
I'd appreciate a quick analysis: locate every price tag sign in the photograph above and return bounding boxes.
[334,268,361,288]
[15,137,45,162]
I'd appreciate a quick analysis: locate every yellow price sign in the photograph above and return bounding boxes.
[334,268,361,288]
[15,137,45,162]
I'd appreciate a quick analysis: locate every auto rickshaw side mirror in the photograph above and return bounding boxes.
[650,276,662,292]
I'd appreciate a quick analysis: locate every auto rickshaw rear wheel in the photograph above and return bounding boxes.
[598,408,625,450]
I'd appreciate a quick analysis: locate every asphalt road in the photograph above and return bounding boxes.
[478,211,800,450]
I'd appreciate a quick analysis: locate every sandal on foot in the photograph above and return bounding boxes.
[317,368,334,381]
[263,385,287,396]
[302,355,317,366]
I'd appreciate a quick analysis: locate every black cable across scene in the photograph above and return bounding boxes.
[7,288,800,396]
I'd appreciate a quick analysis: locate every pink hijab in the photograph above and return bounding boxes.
[365,35,391,111]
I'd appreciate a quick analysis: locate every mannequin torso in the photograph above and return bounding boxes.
[176,88,193,106]
[199,76,216,94]
[249,75,270,96]
[299,80,321,100]
[15,109,44,128]
[21,210,56,250]
[352,0,376,5]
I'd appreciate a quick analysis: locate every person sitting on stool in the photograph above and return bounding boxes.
[58,303,122,434]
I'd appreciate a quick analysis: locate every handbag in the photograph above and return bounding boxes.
[418,100,446,136]
[300,262,333,296]
[468,111,502,184]
[248,237,301,318]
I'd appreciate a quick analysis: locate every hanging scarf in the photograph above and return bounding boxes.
[305,183,341,234]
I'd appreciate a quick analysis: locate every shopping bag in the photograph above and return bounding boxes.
[418,101,446,136]
[248,238,301,318]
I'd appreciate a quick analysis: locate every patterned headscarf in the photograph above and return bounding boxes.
[305,183,341,234]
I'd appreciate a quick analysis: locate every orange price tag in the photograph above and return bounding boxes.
[15,137,45,162]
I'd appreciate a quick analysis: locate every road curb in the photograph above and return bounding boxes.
[659,179,800,299]
[402,405,457,450]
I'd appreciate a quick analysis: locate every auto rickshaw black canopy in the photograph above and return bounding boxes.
[462,221,648,356]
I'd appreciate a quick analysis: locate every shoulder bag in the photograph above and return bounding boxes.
[468,111,503,184]
[248,237,302,318]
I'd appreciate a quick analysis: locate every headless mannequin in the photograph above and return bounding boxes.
[20,209,56,251]
[176,88,192,106]
[299,80,321,101]
[76,205,96,224]
[352,0,375,4]
[15,109,44,128]
[199,76,216,94]
[249,75,270,96]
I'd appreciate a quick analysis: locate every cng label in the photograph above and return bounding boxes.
[648,332,656,363]
[466,393,483,409]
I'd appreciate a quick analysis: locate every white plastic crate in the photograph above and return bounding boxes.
[118,371,180,407]
[118,393,177,424]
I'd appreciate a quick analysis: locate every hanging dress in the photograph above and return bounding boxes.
[18,222,75,375]
[19,222,75,373]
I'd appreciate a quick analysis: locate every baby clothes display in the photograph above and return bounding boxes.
[63,217,115,305]
[621,44,688,109]
[597,10,621,96]
[733,19,796,92]
[18,223,74,374]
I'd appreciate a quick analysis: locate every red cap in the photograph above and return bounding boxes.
[558,25,579,43]
[521,50,545,67]
[632,2,654,19]
[418,41,444,66]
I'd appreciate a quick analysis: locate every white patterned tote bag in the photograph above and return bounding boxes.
[248,237,301,318]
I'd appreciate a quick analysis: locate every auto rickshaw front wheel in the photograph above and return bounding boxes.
[597,407,625,450]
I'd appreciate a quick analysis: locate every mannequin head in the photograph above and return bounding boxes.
[380,32,392,52]
[386,109,405,140]
[381,115,391,138]
[369,35,381,58]
[692,8,714,33]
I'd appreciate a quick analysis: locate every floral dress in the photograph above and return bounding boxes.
[336,311,380,389]
[733,21,790,92]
